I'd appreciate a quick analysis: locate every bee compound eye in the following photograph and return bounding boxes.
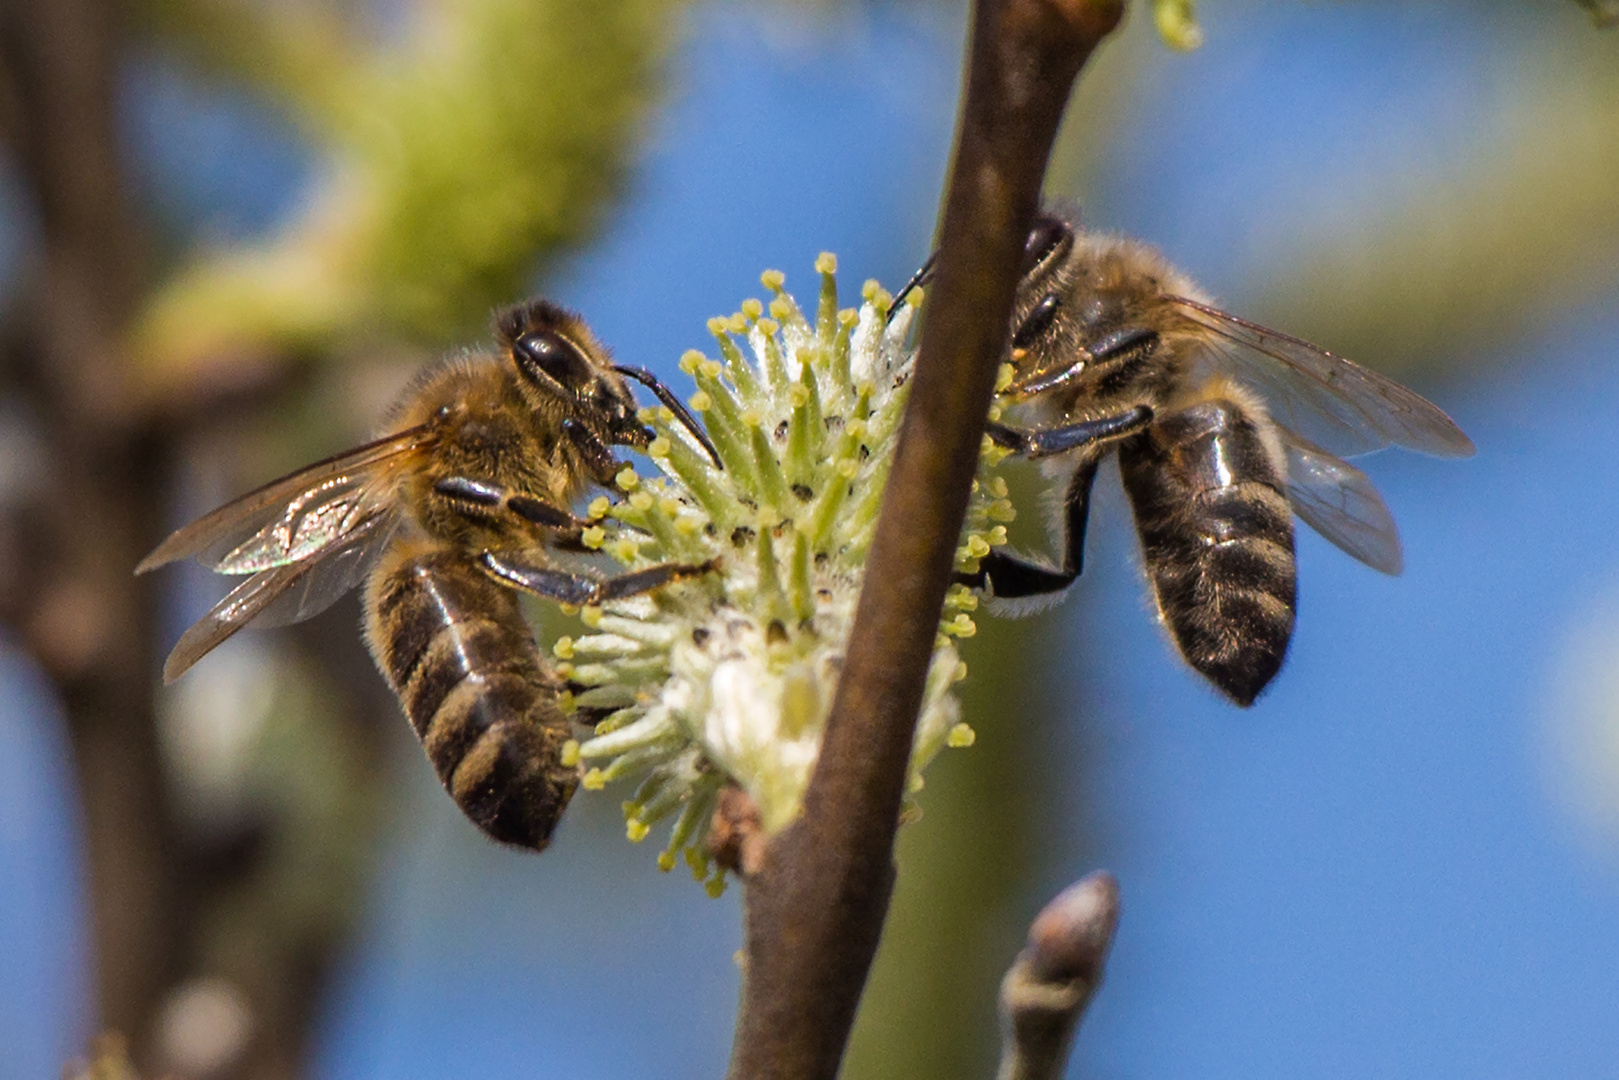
[1020,214,1072,277]
[514,330,593,392]
[1013,293,1063,348]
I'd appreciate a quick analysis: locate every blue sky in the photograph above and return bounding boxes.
[4,3,1617,1078]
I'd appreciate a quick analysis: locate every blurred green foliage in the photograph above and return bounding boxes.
[132,0,688,401]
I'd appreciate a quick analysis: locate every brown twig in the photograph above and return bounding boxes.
[725,2,1124,1078]
[996,872,1120,1080]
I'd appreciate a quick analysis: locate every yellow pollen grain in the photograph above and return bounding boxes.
[727,314,748,334]
[706,316,727,335]
[582,769,606,791]
[648,436,672,459]
[760,269,785,291]
[629,491,654,512]
[741,298,764,320]
[701,359,723,380]
[553,636,575,660]
[581,606,603,628]
[560,739,581,767]
[657,852,676,872]
[626,819,651,843]
[581,526,606,550]
[688,391,712,412]
[680,349,705,373]
[615,467,640,491]
[609,538,639,563]
[769,297,794,322]
[815,252,837,274]
[757,318,779,336]
[947,723,976,748]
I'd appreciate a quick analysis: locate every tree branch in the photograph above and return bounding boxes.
[995,872,1120,1080]
[726,2,1124,1078]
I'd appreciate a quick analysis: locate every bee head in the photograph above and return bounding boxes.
[496,299,649,447]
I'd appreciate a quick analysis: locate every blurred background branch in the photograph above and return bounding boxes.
[0,0,687,1076]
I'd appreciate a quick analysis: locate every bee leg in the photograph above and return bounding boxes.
[986,404,1152,460]
[478,551,717,606]
[886,251,937,326]
[1010,328,1161,396]
[958,461,1098,598]
[432,477,592,536]
[612,364,724,469]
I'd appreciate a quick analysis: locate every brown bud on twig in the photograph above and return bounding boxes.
[995,871,1121,1080]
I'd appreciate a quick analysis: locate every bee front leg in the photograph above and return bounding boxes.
[958,461,1099,599]
[479,551,718,606]
[986,404,1152,460]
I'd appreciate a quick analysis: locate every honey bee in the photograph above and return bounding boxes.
[138,300,720,849]
[912,212,1474,705]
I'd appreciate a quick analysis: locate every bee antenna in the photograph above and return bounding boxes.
[886,251,937,327]
[612,364,724,469]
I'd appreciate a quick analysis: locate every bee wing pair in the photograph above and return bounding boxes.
[138,425,440,683]
[1171,296,1474,577]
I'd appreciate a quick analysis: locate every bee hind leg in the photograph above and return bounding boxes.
[479,550,717,606]
[958,461,1098,600]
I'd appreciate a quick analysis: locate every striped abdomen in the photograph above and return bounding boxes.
[364,541,577,850]
[1118,397,1296,706]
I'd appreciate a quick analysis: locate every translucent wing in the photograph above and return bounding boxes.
[137,424,438,574]
[1283,435,1403,576]
[1171,297,1475,461]
[161,512,399,682]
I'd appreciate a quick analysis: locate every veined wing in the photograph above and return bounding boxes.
[1171,296,1475,461]
[137,424,437,574]
[162,512,399,683]
[1283,435,1403,576]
